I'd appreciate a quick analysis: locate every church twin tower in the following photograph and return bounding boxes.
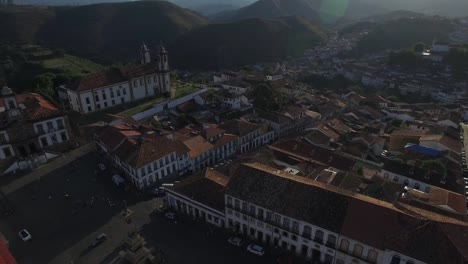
[140,43,169,72]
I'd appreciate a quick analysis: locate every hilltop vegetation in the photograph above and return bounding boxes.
[0,1,327,71]
[0,44,103,96]
[171,16,326,69]
[352,17,454,55]
[0,1,208,63]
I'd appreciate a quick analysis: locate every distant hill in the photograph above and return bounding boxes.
[191,3,238,16]
[170,16,326,69]
[214,0,389,25]
[0,1,208,63]
[363,10,427,23]
[214,0,468,26]
[352,17,455,55]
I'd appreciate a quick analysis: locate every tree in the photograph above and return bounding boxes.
[33,72,56,98]
[413,42,425,53]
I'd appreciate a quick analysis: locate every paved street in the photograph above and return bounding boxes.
[0,153,277,264]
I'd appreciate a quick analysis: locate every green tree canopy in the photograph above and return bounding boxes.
[413,42,425,53]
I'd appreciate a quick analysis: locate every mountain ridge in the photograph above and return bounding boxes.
[0,1,208,63]
[170,15,326,69]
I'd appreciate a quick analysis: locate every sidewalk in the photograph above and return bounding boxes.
[2,143,96,195]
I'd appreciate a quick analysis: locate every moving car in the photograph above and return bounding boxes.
[227,237,243,247]
[19,229,32,242]
[90,233,107,248]
[164,212,176,220]
[247,244,265,256]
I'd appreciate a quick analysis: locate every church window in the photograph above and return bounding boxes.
[3,147,11,158]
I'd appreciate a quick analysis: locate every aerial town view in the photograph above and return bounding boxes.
[0,0,467,263]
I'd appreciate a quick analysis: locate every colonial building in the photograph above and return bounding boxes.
[166,168,229,228]
[97,125,190,189]
[166,162,468,264]
[257,105,311,138]
[0,87,72,171]
[220,119,275,154]
[97,123,239,189]
[224,163,468,264]
[64,45,171,114]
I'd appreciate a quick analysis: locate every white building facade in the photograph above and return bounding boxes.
[66,46,171,114]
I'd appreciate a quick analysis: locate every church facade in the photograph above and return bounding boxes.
[64,45,171,114]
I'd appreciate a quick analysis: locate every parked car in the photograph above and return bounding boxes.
[112,174,125,187]
[247,244,265,256]
[227,237,243,247]
[151,187,165,197]
[164,212,176,220]
[19,229,32,242]
[90,233,107,248]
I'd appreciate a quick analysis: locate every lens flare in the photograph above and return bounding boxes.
[319,0,350,24]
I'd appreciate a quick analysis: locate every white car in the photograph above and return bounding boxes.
[227,237,243,247]
[247,244,265,256]
[164,212,176,220]
[98,163,106,171]
[19,229,32,242]
[112,174,125,187]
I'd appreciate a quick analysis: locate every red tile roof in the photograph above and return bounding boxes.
[213,134,237,148]
[182,135,213,159]
[16,93,62,122]
[68,64,157,92]
[99,126,140,151]
[0,240,17,264]
[169,168,230,212]
[270,140,357,172]
[228,163,468,263]
[114,135,189,168]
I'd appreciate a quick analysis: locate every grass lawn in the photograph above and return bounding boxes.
[174,82,200,99]
[41,54,104,75]
[117,96,165,117]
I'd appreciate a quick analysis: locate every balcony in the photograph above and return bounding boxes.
[326,242,336,249]
[313,237,323,244]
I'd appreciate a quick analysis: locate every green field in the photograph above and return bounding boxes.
[41,54,104,75]
[117,96,165,117]
[174,82,200,99]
